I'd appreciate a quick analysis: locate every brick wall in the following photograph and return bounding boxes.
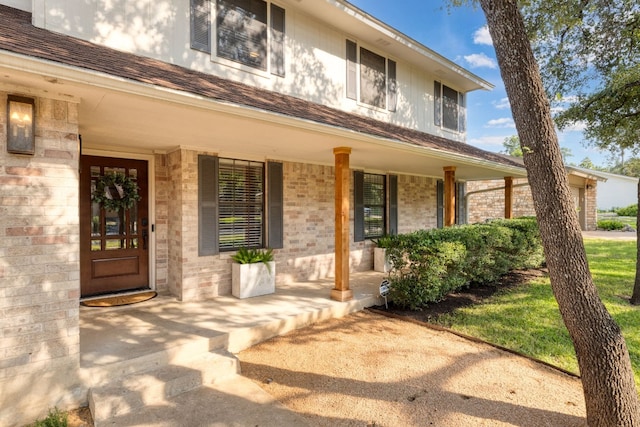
[467,178,534,224]
[154,153,169,293]
[0,93,82,426]
[397,175,437,233]
[165,150,441,300]
[467,177,598,231]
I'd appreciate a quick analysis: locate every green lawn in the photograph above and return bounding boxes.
[434,238,640,383]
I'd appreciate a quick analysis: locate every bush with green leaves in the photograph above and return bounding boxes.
[615,204,638,217]
[597,219,626,231]
[385,217,543,310]
[28,407,68,427]
[231,248,274,264]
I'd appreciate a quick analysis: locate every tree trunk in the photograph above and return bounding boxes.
[631,180,640,305]
[478,1,640,425]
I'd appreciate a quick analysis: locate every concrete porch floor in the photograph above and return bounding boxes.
[80,271,384,387]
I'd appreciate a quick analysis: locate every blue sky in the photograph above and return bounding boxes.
[348,0,611,167]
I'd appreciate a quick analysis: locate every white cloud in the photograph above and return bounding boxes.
[559,121,587,132]
[464,53,497,69]
[485,117,516,128]
[473,26,493,46]
[468,135,507,148]
[492,97,510,110]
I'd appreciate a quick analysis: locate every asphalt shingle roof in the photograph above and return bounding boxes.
[0,5,522,169]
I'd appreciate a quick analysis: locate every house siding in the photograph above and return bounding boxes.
[0,92,83,426]
[29,0,465,142]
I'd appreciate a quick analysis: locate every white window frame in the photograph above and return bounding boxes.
[346,40,397,112]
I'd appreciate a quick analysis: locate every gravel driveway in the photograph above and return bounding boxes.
[238,311,586,427]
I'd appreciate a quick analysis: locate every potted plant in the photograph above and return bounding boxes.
[372,235,393,273]
[231,248,276,298]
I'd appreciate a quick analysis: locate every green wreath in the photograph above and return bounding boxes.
[92,172,141,211]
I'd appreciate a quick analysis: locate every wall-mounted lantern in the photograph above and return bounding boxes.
[7,95,35,155]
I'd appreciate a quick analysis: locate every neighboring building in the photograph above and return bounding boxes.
[588,170,638,211]
[0,1,526,424]
[467,163,605,231]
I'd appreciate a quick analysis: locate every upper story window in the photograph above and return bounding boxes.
[434,81,466,133]
[346,40,397,112]
[191,0,285,77]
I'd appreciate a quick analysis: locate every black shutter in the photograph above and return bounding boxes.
[434,81,442,127]
[198,155,219,256]
[388,60,397,112]
[353,170,365,242]
[436,180,444,228]
[270,4,285,77]
[267,161,284,249]
[191,0,211,53]
[346,39,358,100]
[388,175,398,235]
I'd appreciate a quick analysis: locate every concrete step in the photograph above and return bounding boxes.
[89,350,239,426]
[80,333,229,389]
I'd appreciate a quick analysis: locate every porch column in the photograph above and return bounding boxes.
[443,166,456,227]
[331,147,353,302]
[504,176,514,219]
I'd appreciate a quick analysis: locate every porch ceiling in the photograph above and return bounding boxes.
[0,62,524,181]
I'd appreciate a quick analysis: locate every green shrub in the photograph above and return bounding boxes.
[384,217,543,310]
[29,408,68,427]
[615,204,638,217]
[597,219,626,231]
[231,248,274,264]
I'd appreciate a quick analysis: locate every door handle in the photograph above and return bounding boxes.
[142,229,148,250]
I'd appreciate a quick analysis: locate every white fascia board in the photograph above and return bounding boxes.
[0,50,518,175]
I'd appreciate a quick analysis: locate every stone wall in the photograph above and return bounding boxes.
[0,93,82,426]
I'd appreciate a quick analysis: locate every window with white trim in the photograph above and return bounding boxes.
[346,40,397,111]
[434,81,466,132]
[198,156,283,256]
[354,172,398,242]
[218,158,264,250]
[190,0,285,76]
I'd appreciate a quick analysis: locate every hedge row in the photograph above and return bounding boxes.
[615,204,638,217]
[383,217,544,310]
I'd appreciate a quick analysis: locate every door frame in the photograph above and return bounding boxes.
[82,148,157,291]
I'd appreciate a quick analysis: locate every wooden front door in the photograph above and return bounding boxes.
[80,155,150,297]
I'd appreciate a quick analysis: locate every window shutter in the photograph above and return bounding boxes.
[353,170,365,242]
[346,39,358,100]
[191,0,211,53]
[198,155,219,256]
[267,161,284,249]
[458,92,466,133]
[388,174,398,235]
[436,180,444,228]
[434,81,442,127]
[456,182,467,225]
[270,4,285,77]
[388,60,397,112]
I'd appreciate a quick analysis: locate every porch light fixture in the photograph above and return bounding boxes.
[7,95,35,155]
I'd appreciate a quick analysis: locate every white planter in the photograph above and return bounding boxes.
[232,261,276,299]
[374,247,392,273]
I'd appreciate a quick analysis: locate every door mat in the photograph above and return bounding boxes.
[81,291,157,307]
